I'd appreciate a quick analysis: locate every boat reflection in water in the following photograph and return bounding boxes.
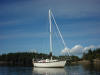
[33,68,67,75]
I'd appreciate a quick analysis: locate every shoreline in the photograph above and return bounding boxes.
[0,59,100,67]
[71,59,100,65]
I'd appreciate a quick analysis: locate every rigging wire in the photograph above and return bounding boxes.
[50,10,71,56]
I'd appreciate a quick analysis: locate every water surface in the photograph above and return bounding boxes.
[0,64,100,75]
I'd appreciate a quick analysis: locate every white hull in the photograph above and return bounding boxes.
[33,61,66,68]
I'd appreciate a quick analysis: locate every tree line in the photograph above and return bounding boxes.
[0,52,58,66]
[82,48,100,62]
[0,48,100,66]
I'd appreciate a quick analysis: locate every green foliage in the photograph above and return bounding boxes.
[58,55,80,62]
[82,48,100,62]
[0,52,50,66]
[71,56,80,62]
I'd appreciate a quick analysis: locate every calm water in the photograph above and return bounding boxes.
[0,64,100,75]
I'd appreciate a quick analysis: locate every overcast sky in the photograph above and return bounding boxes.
[0,0,100,56]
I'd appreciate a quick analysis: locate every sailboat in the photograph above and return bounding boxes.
[33,9,69,68]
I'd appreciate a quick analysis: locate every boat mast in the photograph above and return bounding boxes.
[49,9,70,59]
[49,9,52,60]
